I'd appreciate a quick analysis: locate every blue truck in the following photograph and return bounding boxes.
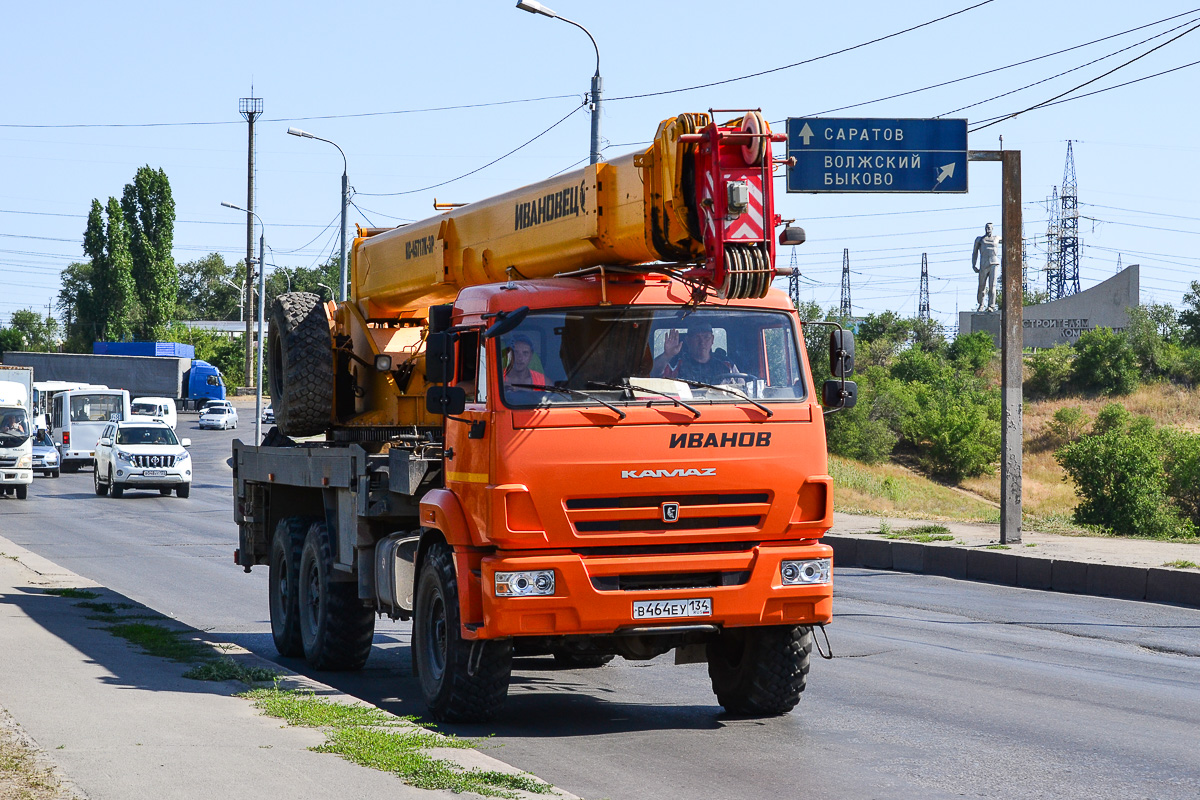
[3,343,226,411]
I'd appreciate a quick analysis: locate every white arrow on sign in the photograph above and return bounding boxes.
[796,122,815,146]
[933,162,956,188]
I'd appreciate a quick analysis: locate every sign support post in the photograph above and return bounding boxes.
[969,149,1022,544]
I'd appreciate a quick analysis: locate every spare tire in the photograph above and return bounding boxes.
[268,292,334,437]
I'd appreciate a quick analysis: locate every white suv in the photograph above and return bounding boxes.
[94,420,192,498]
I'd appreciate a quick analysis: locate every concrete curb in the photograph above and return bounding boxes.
[826,534,1200,609]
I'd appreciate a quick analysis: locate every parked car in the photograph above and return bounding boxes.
[261,404,274,424]
[131,396,178,431]
[31,429,60,478]
[93,419,191,498]
[199,405,238,430]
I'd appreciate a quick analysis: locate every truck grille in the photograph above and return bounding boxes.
[566,492,770,535]
[0,457,16,468]
[132,454,175,468]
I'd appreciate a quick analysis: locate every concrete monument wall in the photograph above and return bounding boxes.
[959,264,1139,348]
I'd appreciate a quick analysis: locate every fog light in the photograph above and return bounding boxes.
[495,569,555,597]
[781,558,831,585]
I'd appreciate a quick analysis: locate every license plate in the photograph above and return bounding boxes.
[144,470,167,477]
[632,598,712,620]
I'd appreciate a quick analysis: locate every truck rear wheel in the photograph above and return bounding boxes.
[413,543,512,722]
[706,625,812,716]
[269,517,311,658]
[297,521,375,670]
[268,292,334,438]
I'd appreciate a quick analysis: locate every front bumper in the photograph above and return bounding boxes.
[474,542,833,639]
[0,469,32,485]
[114,466,190,485]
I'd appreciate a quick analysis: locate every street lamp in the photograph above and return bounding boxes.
[221,201,267,444]
[220,277,245,322]
[316,282,334,301]
[287,127,350,302]
[516,0,602,165]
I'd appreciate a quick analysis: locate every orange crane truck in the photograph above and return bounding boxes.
[232,110,857,722]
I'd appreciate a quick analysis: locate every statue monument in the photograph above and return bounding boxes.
[971,222,1001,312]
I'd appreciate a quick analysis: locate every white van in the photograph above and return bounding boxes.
[131,396,178,431]
[52,388,131,472]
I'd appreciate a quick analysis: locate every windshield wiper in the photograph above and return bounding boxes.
[587,380,701,419]
[674,378,773,418]
[508,383,627,420]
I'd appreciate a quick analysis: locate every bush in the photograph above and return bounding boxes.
[1072,328,1139,395]
[1045,406,1088,446]
[1025,345,1075,398]
[947,331,995,373]
[899,374,1001,482]
[824,368,901,464]
[1091,402,1131,435]
[1162,429,1200,526]
[1057,421,1196,539]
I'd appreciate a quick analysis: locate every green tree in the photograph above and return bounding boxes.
[1025,345,1075,398]
[899,372,1001,481]
[0,327,26,353]
[121,166,177,339]
[1180,280,1200,347]
[1125,304,1177,377]
[6,309,59,351]
[56,261,98,351]
[947,331,995,373]
[83,198,137,343]
[1072,327,1138,395]
[177,253,242,321]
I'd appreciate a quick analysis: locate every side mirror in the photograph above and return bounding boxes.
[180,438,191,448]
[426,385,467,417]
[99,437,112,447]
[822,379,858,410]
[483,306,530,340]
[830,330,856,377]
[425,332,457,384]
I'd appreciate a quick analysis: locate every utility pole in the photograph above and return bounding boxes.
[839,249,852,318]
[240,92,263,390]
[918,253,930,322]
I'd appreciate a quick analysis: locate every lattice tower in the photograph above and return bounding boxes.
[840,248,852,318]
[788,245,800,309]
[1045,186,1062,300]
[1059,141,1081,297]
[918,253,930,321]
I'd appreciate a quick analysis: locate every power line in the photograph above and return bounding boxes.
[970,21,1200,131]
[356,103,585,197]
[606,1,996,101]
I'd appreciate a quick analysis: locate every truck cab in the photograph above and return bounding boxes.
[0,380,33,499]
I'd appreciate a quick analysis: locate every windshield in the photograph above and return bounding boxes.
[131,402,161,416]
[495,307,806,409]
[70,394,123,423]
[0,408,30,445]
[116,426,179,446]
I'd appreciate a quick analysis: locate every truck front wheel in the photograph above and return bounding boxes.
[297,521,375,670]
[413,543,512,722]
[269,517,311,658]
[707,625,812,716]
[15,484,27,500]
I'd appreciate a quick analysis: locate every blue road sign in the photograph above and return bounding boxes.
[786,118,968,193]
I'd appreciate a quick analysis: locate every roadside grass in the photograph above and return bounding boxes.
[242,688,555,799]
[830,456,1000,523]
[182,659,282,684]
[106,622,214,663]
[43,588,99,599]
[1163,559,1199,569]
[878,523,956,543]
[0,716,62,800]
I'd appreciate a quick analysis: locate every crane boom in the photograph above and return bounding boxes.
[351,111,783,317]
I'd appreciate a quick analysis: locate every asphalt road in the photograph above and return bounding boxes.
[3,414,1199,800]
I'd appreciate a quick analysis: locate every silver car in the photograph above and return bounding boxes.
[199,405,238,430]
[32,430,60,478]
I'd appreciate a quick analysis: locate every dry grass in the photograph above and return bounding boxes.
[959,385,1200,524]
[0,711,70,800]
[831,455,1000,523]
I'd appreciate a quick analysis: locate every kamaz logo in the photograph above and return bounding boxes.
[621,468,716,479]
[405,234,436,260]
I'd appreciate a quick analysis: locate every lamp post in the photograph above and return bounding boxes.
[516,0,602,165]
[220,277,245,322]
[316,282,334,301]
[287,128,350,301]
[221,201,266,444]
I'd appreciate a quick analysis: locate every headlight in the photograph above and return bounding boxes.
[45,452,58,463]
[114,450,134,463]
[175,450,190,461]
[781,558,831,586]
[495,570,555,597]
[16,454,32,468]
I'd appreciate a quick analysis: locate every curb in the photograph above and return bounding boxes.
[826,535,1200,609]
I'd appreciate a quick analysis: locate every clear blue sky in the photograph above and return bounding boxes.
[3,1,1198,331]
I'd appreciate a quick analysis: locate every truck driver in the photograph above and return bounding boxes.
[652,319,738,383]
